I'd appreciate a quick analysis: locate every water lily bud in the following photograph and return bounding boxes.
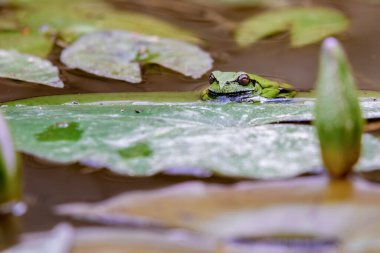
[0,110,21,205]
[315,37,363,179]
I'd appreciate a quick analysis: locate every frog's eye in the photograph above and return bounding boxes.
[237,74,250,86]
[209,74,216,84]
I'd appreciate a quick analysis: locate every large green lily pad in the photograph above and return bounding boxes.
[236,7,350,47]
[5,91,380,106]
[0,50,63,87]
[61,31,213,83]
[3,93,380,179]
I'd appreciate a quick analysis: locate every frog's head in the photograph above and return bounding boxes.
[207,71,257,97]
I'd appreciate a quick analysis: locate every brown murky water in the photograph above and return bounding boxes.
[1,0,380,249]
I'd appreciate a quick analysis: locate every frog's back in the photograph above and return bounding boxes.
[249,73,296,98]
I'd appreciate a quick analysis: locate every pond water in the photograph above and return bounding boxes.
[1,0,380,249]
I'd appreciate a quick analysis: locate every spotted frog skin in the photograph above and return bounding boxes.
[201,71,296,102]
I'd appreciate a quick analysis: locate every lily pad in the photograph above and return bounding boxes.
[61,31,213,83]
[56,177,380,253]
[0,0,199,61]
[0,50,63,87]
[8,177,380,252]
[2,223,74,253]
[187,0,289,7]
[236,7,350,47]
[4,223,214,253]
[6,0,200,44]
[0,33,53,58]
[5,91,380,106]
[3,94,380,179]
[3,91,202,106]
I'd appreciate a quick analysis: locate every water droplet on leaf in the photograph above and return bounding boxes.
[56,122,69,128]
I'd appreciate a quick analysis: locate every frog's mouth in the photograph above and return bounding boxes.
[207,89,253,98]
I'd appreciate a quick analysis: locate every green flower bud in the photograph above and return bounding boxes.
[315,37,363,178]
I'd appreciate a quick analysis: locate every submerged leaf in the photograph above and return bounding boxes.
[0,50,64,87]
[3,96,380,179]
[56,178,380,253]
[61,31,213,83]
[236,7,349,47]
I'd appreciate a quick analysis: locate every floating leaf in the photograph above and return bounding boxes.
[187,0,289,7]
[3,91,201,106]
[56,178,380,253]
[0,50,63,87]
[8,178,380,252]
[0,13,20,32]
[4,223,214,253]
[2,223,75,253]
[61,31,213,83]
[3,94,380,179]
[5,91,380,106]
[0,0,199,62]
[236,7,350,47]
[0,33,53,58]
[7,0,200,44]
[316,38,363,178]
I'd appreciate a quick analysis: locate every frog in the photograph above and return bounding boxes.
[201,70,296,102]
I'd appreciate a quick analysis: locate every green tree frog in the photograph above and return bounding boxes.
[201,71,296,102]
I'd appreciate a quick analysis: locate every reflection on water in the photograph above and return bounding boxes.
[224,234,339,252]
[0,215,20,250]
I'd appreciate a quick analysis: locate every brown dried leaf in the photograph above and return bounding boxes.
[57,177,380,253]
[4,224,214,253]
